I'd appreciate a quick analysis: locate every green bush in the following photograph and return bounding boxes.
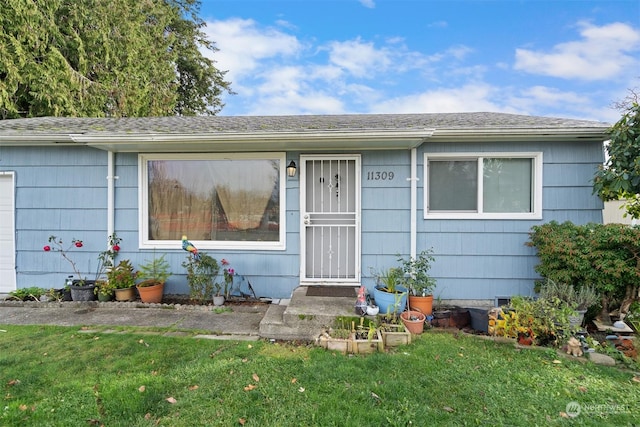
[182,252,220,303]
[527,221,640,320]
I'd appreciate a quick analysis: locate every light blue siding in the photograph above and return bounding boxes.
[3,135,605,300]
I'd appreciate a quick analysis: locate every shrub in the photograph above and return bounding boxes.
[182,252,221,303]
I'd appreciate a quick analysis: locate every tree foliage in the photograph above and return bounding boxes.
[593,93,640,218]
[527,221,640,322]
[0,0,232,118]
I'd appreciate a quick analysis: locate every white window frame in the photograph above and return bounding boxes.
[139,152,287,250]
[424,152,543,220]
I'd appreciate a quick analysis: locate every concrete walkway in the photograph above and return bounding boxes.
[0,299,269,341]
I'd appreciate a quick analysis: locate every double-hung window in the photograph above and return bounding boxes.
[424,152,542,219]
[139,153,286,250]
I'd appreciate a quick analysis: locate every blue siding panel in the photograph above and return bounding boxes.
[5,136,606,300]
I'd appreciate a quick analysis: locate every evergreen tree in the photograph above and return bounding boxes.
[0,0,232,118]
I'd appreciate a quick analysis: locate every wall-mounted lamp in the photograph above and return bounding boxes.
[286,160,297,177]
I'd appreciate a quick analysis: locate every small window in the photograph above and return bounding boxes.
[139,153,286,250]
[425,152,542,219]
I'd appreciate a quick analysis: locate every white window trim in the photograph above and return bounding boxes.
[424,152,543,220]
[138,152,287,250]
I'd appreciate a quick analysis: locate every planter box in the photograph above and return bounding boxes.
[381,324,411,347]
[317,329,383,354]
[324,338,352,354]
[317,330,353,354]
[351,330,384,354]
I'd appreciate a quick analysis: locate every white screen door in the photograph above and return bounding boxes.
[300,155,360,283]
[0,173,16,293]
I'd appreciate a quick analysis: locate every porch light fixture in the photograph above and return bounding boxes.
[286,160,297,177]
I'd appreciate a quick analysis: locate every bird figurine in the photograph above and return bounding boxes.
[182,235,200,260]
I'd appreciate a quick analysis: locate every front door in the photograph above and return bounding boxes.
[0,173,16,293]
[300,155,360,284]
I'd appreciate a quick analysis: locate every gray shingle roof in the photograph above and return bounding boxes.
[0,113,609,136]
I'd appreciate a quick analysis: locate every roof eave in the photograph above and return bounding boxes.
[431,127,608,142]
[74,129,436,152]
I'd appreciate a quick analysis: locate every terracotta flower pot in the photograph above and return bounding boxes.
[400,310,426,334]
[136,281,164,303]
[408,294,433,316]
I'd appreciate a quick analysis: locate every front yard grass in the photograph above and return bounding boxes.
[0,325,638,426]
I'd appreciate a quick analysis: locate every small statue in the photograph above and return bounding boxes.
[355,286,367,316]
[566,337,583,357]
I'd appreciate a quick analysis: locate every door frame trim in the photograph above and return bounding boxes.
[299,154,361,285]
[0,172,16,292]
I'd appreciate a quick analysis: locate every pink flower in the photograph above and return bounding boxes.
[112,244,120,252]
[221,258,229,266]
[43,245,51,252]
[228,268,234,275]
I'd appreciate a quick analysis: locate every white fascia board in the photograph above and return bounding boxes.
[72,129,435,152]
[0,135,77,145]
[431,127,608,142]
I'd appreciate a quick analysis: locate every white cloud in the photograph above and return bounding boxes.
[205,15,633,121]
[514,22,640,80]
[359,0,375,9]
[203,18,302,82]
[327,38,393,78]
[369,84,511,114]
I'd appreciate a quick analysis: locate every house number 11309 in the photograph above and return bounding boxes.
[366,171,395,180]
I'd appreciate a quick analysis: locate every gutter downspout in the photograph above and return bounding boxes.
[409,148,418,260]
[408,131,433,260]
[107,151,117,243]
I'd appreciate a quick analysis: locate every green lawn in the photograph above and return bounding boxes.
[0,325,638,426]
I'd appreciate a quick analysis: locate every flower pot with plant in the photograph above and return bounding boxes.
[44,233,122,301]
[94,280,116,301]
[371,267,407,315]
[400,310,426,334]
[537,279,600,327]
[108,259,137,301]
[398,249,437,315]
[136,253,171,303]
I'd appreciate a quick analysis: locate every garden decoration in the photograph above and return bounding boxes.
[354,286,367,316]
[182,235,201,260]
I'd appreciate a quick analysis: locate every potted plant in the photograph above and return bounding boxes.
[182,252,220,305]
[371,267,408,316]
[136,252,171,303]
[94,280,116,302]
[397,249,437,315]
[108,259,137,301]
[400,309,427,334]
[537,279,600,327]
[44,233,121,301]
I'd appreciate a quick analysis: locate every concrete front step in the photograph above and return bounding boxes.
[259,286,358,340]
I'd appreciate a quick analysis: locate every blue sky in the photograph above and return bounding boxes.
[199,0,640,123]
